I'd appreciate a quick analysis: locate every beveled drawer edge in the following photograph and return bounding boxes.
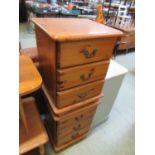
[57,79,104,95]
[57,60,110,73]
[42,83,103,119]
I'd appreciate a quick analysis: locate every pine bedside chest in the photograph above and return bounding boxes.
[32,18,123,151]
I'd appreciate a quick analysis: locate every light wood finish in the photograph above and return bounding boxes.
[57,112,95,130]
[57,80,104,108]
[20,47,38,63]
[44,95,99,148]
[35,26,57,101]
[19,98,48,155]
[32,18,123,42]
[45,119,88,152]
[33,18,123,150]
[34,18,122,107]
[110,26,135,50]
[56,106,97,130]
[19,97,29,133]
[42,84,102,117]
[118,30,135,50]
[96,5,105,24]
[57,61,109,91]
[57,127,90,146]
[57,117,93,137]
[39,145,45,155]
[19,55,42,132]
[19,55,42,96]
[57,38,116,68]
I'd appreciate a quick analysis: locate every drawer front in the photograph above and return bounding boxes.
[57,118,92,138]
[57,127,90,146]
[57,60,109,91]
[57,80,104,108]
[58,107,96,129]
[57,38,116,68]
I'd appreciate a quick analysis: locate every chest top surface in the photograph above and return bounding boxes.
[32,18,123,41]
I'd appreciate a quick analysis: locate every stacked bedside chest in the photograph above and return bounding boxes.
[32,18,122,151]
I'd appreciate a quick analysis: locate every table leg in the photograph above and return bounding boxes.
[19,97,29,133]
[39,145,45,155]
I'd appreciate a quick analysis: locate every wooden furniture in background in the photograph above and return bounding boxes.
[19,55,42,96]
[111,26,135,53]
[95,4,105,24]
[19,97,48,155]
[19,55,42,132]
[19,55,48,154]
[20,47,39,68]
[32,18,122,151]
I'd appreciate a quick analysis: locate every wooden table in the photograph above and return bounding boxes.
[19,55,42,96]
[19,55,42,132]
[19,97,48,155]
[19,55,48,155]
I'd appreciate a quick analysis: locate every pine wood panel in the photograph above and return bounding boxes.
[57,108,96,128]
[57,38,116,68]
[42,84,102,117]
[19,55,42,96]
[19,98,48,154]
[32,18,123,42]
[57,118,93,138]
[57,61,109,91]
[45,118,88,152]
[35,26,57,101]
[57,80,104,108]
[56,127,90,146]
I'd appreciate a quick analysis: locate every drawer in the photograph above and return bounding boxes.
[57,115,94,131]
[58,107,96,128]
[57,126,90,146]
[57,60,109,91]
[57,80,104,108]
[57,118,92,138]
[57,38,117,68]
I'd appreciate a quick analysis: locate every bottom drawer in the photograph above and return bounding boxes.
[57,107,96,129]
[57,117,93,138]
[57,126,90,146]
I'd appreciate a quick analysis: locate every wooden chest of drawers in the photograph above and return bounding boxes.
[32,18,122,151]
[42,85,100,151]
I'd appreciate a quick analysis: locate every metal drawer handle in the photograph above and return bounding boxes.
[77,88,95,100]
[80,69,94,81]
[75,114,84,121]
[71,132,79,139]
[81,48,97,58]
[73,88,95,104]
[78,92,87,99]
[73,124,81,131]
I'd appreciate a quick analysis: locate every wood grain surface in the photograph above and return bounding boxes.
[32,18,123,42]
[19,97,48,154]
[57,61,109,91]
[57,37,117,68]
[57,80,104,108]
[19,55,42,96]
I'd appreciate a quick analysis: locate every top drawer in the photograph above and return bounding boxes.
[57,38,117,68]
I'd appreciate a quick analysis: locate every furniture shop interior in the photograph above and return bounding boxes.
[19,0,135,155]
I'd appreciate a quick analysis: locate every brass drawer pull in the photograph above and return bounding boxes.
[75,114,84,121]
[78,92,87,99]
[80,69,94,81]
[71,132,79,139]
[78,88,95,100]
[73,124,81,131]
[81,49,97,58]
